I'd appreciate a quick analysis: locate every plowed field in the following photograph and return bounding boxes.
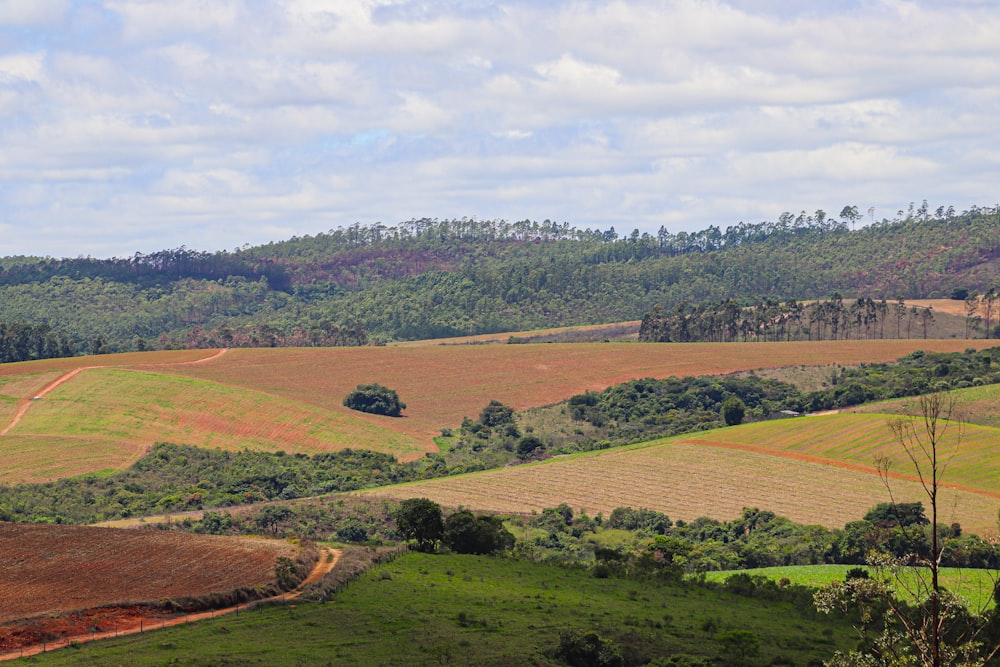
[359,415,1000,536]
[161,339,992,444]
[0,523,296,624]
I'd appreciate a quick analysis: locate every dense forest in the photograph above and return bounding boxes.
[1,204,997,355]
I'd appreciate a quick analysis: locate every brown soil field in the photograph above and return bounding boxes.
[359,431,1000,536]
[0,522,297,626]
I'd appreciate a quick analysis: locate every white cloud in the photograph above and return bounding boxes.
[1,0,999,256]
[0,0,70,26]
[0,53,46,83]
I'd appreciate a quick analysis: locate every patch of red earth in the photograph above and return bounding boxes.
[0,548,338,660]
[0,606,166,652]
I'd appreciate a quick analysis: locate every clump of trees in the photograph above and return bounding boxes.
[558,347,1000,450]
[0,322,77,362]
[393,498,513,555]
[343,383,406,417]
[639,295,945,343]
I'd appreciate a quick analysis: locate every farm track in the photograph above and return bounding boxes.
[0,349,228,437]
[0,546,339,662]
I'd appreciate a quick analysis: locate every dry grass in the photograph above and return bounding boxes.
[0,522,296,623]
[393,321,642,346]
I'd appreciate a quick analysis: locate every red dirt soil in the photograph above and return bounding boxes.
[0,545,338,660]
[0,522,296,624]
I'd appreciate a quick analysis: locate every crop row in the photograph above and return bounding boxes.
[362,438,1000,535]
[0,523,295,623]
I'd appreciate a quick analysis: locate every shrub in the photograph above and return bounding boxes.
[479,400,515,427]
[721,396,746,426]
[343,383,406,417]
[516,435,544,460]
[555,629,625,667]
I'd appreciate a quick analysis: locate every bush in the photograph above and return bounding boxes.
[516,435,544,460]
[442,510,515,555]
[479,400,515,427]
[555,629,625,667]
[722,396,746,426]
[343,383,406,417]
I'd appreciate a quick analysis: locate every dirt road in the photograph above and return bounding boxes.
[0,546,339,661]
[0,349,228,436]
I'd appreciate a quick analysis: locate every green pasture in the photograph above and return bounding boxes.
[849,383,1000,429]
[4,368,425,481]
[704,413,1000,496]
[25,552,857,666]
[700,565,1000,612]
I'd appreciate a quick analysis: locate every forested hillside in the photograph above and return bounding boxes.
[1,205,997,356]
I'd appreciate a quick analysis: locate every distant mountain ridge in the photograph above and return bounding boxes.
[0,206,997,355]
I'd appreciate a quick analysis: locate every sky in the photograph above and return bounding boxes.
[1,0,999,258]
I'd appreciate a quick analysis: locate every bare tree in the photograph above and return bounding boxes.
[816,394,1000,667]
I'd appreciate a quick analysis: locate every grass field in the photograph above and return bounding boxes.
[685,413,1000,495]
[21,551,857,666]
[0,522,296,624]
[848,383,1000,429]
[360,415,1000,536]
[2,368,425,482]
[699,565,1000,612]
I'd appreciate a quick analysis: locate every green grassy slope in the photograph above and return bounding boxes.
[23,552,857,666]
[3,367,424,482]
[848,383,1000,429]
[699,565,1000,612]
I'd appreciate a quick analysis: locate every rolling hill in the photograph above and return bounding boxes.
[0,339,994,483]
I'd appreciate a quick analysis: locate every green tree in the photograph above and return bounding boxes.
[343,383,406,417]
[395,498,443,552]
[442,510,515,555]
[479,400,515,427]
[716,629,760,666]
[254,505,294,535]
[555,629,624,667]
[722,396,746,426]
